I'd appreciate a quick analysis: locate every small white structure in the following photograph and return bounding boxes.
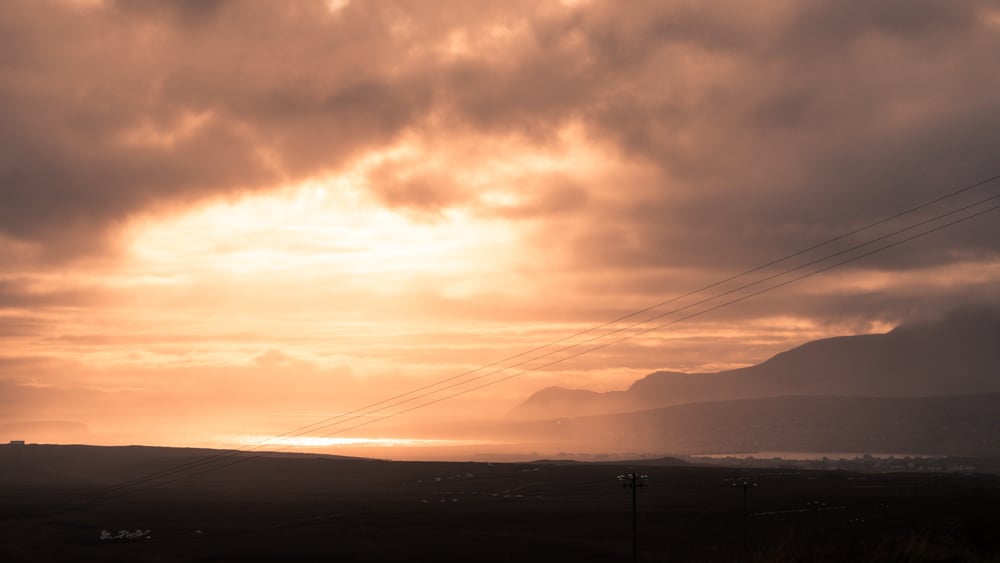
[100,529,151,541]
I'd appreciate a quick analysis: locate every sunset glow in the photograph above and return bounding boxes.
[227,435,486,449]
[2,0,999,455]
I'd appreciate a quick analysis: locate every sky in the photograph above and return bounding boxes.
[1,0,1000,447]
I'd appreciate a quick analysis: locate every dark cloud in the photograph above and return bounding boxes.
[111,0,227,25]
[367,164,469,217]
[550,0,1000,275]
[1,0,998,296]
[785,0,985,50]
[0,0,439,259]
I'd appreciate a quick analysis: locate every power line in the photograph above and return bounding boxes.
[133,172,1000,453]
[308,197,1000,441]
[64,172,1000,507]
[72,176,1000,504]
[75,184,1000,504]
[300,191,1000,434]
[232,187,1000,452]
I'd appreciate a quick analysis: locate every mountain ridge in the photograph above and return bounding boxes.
[511,307,1000,419]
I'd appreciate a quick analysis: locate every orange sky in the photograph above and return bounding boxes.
[1,0,999,448]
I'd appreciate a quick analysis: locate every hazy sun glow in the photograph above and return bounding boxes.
[128,179,518,289]
[226,435,486,449]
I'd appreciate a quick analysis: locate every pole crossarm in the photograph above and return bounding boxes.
[733,479,758,555]
[618,472,648,563]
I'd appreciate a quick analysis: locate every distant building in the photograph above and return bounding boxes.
[8,440,25,446]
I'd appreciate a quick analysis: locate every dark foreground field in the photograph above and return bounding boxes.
[2,445,999,562]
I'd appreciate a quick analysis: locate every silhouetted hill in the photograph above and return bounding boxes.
[512,307,1000,419]
[0,420,91,444]
[511,386,631,419]
[0,444,376,491]
[520,393,1000,457]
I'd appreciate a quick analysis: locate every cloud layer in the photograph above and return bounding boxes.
[2,1,998,263]
[2,0,1000,441]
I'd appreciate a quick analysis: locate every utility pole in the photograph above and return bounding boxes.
[732,479,757,556]
[806,500,826,526]
[618,472,648,563]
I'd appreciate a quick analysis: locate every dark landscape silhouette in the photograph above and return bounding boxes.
[3,308,1000,561]
[2,443,1000,562]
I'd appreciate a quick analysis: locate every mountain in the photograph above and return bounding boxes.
[517,393,1000,457]
[511,307,1000,419]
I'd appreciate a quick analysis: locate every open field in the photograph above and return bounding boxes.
[2,445,999,562]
